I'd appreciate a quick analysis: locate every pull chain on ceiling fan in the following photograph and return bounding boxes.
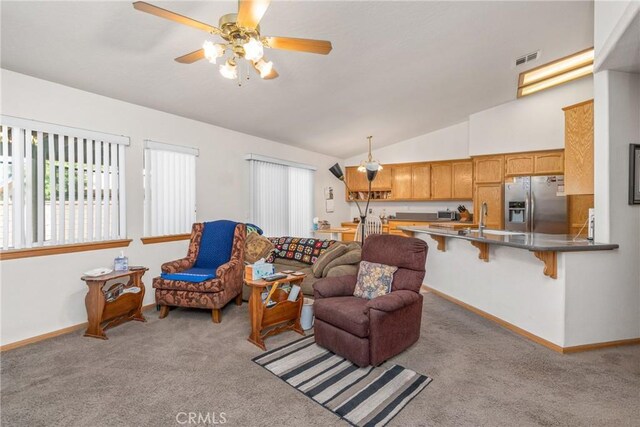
[132,1,333,84]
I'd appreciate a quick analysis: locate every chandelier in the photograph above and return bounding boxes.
[357,136,383,178]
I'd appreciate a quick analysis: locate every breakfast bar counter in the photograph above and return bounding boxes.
[398,225,626,351]
[399,226,619,280]
[398,226,619,252]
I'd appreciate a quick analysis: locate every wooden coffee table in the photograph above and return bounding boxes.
[245,274,306,350]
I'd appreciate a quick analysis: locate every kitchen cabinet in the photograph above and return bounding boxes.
[534,151,564,175]
[431,163,453,199]
[568,194,593,237]
[563,100,594,195]
[411,164,431,199]
[391,165,413,200]
[371,166,392,190]
[474,155,504,184]
[505,151,564,176]
[345,166,368,191]
[474,183,504,229]
[505,154,534,176]
[452,161,473,199]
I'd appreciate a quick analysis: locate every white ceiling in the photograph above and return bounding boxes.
[0,1,594,158]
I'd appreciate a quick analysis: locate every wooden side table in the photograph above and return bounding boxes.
[245,274,305,350]
[81,268,148,339]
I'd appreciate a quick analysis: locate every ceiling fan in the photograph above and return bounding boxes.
[132,1,332,83]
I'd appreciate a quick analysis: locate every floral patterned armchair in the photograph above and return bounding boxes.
[153,221,246,323]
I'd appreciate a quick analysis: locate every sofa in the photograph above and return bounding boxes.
[242,236,361,300]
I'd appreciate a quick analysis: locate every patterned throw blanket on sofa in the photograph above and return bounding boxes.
[266,237,336,265]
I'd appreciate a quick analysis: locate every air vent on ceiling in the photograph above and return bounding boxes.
[515,50,540,67]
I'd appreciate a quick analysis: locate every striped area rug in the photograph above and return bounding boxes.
[252,335,432,427]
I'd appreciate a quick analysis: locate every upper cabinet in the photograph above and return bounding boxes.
[391,165,413,200]
[345,160,473,202]
[474,155,504,183]
[430,163,453,199]
[411,164,431,200]
[505,153,534,176]
[534,151,564,175]
[563,100,594,195]
[371,167,392,190]
[452,161,473,199]
[504,150,564,177]
[345,166,368,191]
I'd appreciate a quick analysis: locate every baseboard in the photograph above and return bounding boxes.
[422,286,640,354]
[0,303,156,352]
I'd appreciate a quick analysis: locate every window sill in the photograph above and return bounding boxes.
[0,239,133,261]
[140,234,191,245]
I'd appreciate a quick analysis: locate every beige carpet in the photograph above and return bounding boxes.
[1,292,639,426]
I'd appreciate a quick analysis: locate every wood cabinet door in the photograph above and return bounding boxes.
[568,194,593,237]
[371,166,392,190]
[452,161,473,199]
[475,183,504,229]
[411,164,431,199]
[431,163,453,199]
[391,165,413,200]
[505,154,534,176]
[474,156,504,183]
[534,151,564,175]
[564,100,594,194]
[345,166,368,191]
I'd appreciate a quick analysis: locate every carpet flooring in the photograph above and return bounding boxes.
[1,292,639,426]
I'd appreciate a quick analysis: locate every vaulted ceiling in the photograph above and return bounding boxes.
[1,1,594,157]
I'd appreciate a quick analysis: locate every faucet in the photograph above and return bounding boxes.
[479,202,488,233]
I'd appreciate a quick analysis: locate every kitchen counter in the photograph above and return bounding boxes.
[398,226,619,252]
[401,225,626,351]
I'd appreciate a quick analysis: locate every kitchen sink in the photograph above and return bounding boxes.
[470,229,525,236]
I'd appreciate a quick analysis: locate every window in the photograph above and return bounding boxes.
[247,154,314,237]
[143,140,197,237]
[0,116,128,250]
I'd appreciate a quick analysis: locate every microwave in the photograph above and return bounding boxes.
[437,210,457,221]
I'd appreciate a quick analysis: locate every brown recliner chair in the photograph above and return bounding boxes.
[153,220,245,323]
[313,234,428,367]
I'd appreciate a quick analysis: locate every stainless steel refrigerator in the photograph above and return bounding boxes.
[504,176,568,234]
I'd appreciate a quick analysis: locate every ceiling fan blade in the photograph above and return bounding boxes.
[263,37,332,55]
[175,49,205,64]
[133,1,220,34]
[237,0,271,30]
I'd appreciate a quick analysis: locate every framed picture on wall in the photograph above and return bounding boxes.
[630,144,640,205]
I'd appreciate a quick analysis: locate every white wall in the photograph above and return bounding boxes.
[0,69,349,346]
[468,77,594,155]
[594,0,637,53]
[571,68,640,347]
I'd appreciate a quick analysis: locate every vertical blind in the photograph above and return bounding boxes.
[249,156,315,237]
[0,116,128,250]
[143,140,197,236]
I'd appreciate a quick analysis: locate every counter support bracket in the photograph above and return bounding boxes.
[430,235,447,252]
[533,251,557,279]
[470,241,490,262]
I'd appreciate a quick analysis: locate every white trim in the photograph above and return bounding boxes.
[244,153,317,171]
[144,140,199,156]
[0,115,130,146]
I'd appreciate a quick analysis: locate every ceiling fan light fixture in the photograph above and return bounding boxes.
[203,40,225,63]
[219,59,238,79]
[254,58,273,78]
[243,37,264,62]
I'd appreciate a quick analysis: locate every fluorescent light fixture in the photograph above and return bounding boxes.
[517,47,594,98]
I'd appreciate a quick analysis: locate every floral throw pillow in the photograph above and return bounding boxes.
[353,261,398,300]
